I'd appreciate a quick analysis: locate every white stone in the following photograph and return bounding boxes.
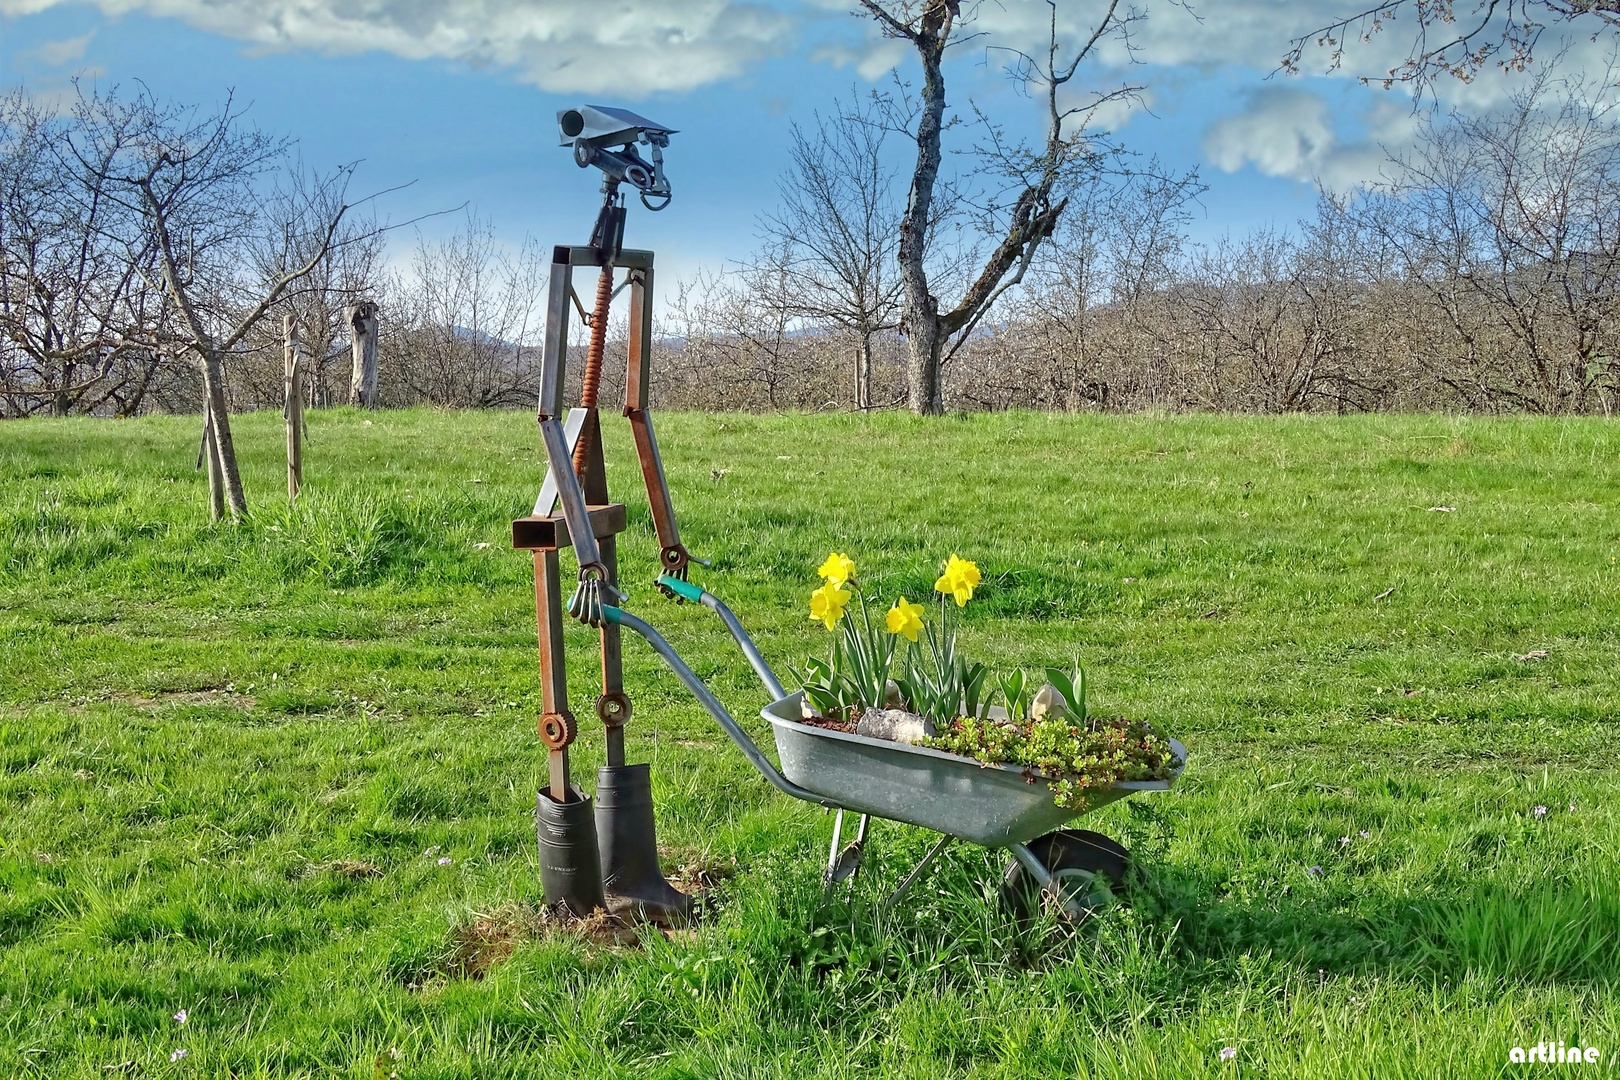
[1028,684,1068,722]
[856,708,935,744]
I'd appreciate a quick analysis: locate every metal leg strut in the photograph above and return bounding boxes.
[823,811,871,890]
[824,809,845,885]
[882,834,953,913]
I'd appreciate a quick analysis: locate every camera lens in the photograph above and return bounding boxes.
[560,110,585,138]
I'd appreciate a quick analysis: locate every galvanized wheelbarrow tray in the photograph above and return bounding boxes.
[762,692,1184,846]
[605,577,1188,918]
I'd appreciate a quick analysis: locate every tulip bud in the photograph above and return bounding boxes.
[1029,683,1068,722]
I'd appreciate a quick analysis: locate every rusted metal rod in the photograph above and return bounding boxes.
[572,263,614,476]
[533,548,576,802]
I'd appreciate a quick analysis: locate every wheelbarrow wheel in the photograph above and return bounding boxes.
[1000,829,1131,926]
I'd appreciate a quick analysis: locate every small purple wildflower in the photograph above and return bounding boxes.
[1220,1046,1237,1061]
[1308,865,1323,877]
[422,846,441,857]
[173,1009,187,1025]
[170,1048,188,1063]
[1339,835,1351,845]
[1569,802,1576,813]
[437,856,453,866]
[1358,830,1369,839]
[1533,805,1548,818]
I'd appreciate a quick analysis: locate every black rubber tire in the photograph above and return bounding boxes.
[1000,829,1131,926]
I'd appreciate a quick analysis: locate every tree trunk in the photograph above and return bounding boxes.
[198,350,247,520]
[864,0,1091,417]
[892,6,950,417]
[284,314,304,500]
[905,300,944,414]
[201,399,226,522]
[856,333,873,410]
[347,301,379,408]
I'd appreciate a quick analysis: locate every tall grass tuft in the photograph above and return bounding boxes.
[0,480,160,575]
[1411,867,1620,982]
[259,491,397,586]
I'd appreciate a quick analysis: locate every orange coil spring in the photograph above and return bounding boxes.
[572,264,614,476]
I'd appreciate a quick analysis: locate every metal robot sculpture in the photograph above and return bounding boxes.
[512,105,695,921]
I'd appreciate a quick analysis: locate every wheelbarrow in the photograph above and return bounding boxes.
[601,576,1187,921]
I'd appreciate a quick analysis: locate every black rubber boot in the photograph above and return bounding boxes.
[595,764,692,922]
[536,786,605,917]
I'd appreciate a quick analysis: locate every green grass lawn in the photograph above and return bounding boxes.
[2,407,1618,1078]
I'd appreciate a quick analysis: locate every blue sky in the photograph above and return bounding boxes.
[0,1,1579,284]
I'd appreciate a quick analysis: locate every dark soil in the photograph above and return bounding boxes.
[799,714,858,734]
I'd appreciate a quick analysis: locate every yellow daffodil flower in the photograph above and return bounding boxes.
[933,553,982,607]
[885,597,925,642]
[808,580,851,630]
[817,551,856,584]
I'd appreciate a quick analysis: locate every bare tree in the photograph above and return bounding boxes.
[0,90,169,417]
[653,55,1614,420]
[755,93,903,408]
[1360,63,1620,411]
[857,0,1144,414]
[267,196,384,411]
[64,85,377,519]
[651,267,867,409]
[1025,164,1201,408]
[231,213,386,411]
[384,215,546,408]
[1283,0,1620,95]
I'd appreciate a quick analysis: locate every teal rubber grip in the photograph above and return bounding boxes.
[599,605,624,625]
[657,575,705,603]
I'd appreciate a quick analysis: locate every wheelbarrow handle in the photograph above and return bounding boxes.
[602,605,836,810]
[656,575,788,701]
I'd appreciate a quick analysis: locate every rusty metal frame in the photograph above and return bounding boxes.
[624,267,653,411]
[519,242,691,791]
[533,549,574,800]
[597,533,628,768]
[538,254,572,421]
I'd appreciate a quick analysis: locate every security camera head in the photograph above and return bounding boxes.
[557,105,675,149]
[557,104,676,210]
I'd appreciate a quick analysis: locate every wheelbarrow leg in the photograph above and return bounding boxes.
[881,834,953,913]
[1009,842,1054,890]
[823,811,871,890]
[1008,840,1090,920]
[847,814,870,882]
[824,809,845,884]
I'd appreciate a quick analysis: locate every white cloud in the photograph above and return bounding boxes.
[1202,87,1420,190]
[1203,87,1331,179]
[960,0,1306,74]
[768,0,1282,93]
[18,31,95,66]
[811,38,908,82]
[822,1,1615,113]
[4,0,1612,117]
[0,0,799,95]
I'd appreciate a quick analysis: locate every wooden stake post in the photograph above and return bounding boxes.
[283,314,305,500]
